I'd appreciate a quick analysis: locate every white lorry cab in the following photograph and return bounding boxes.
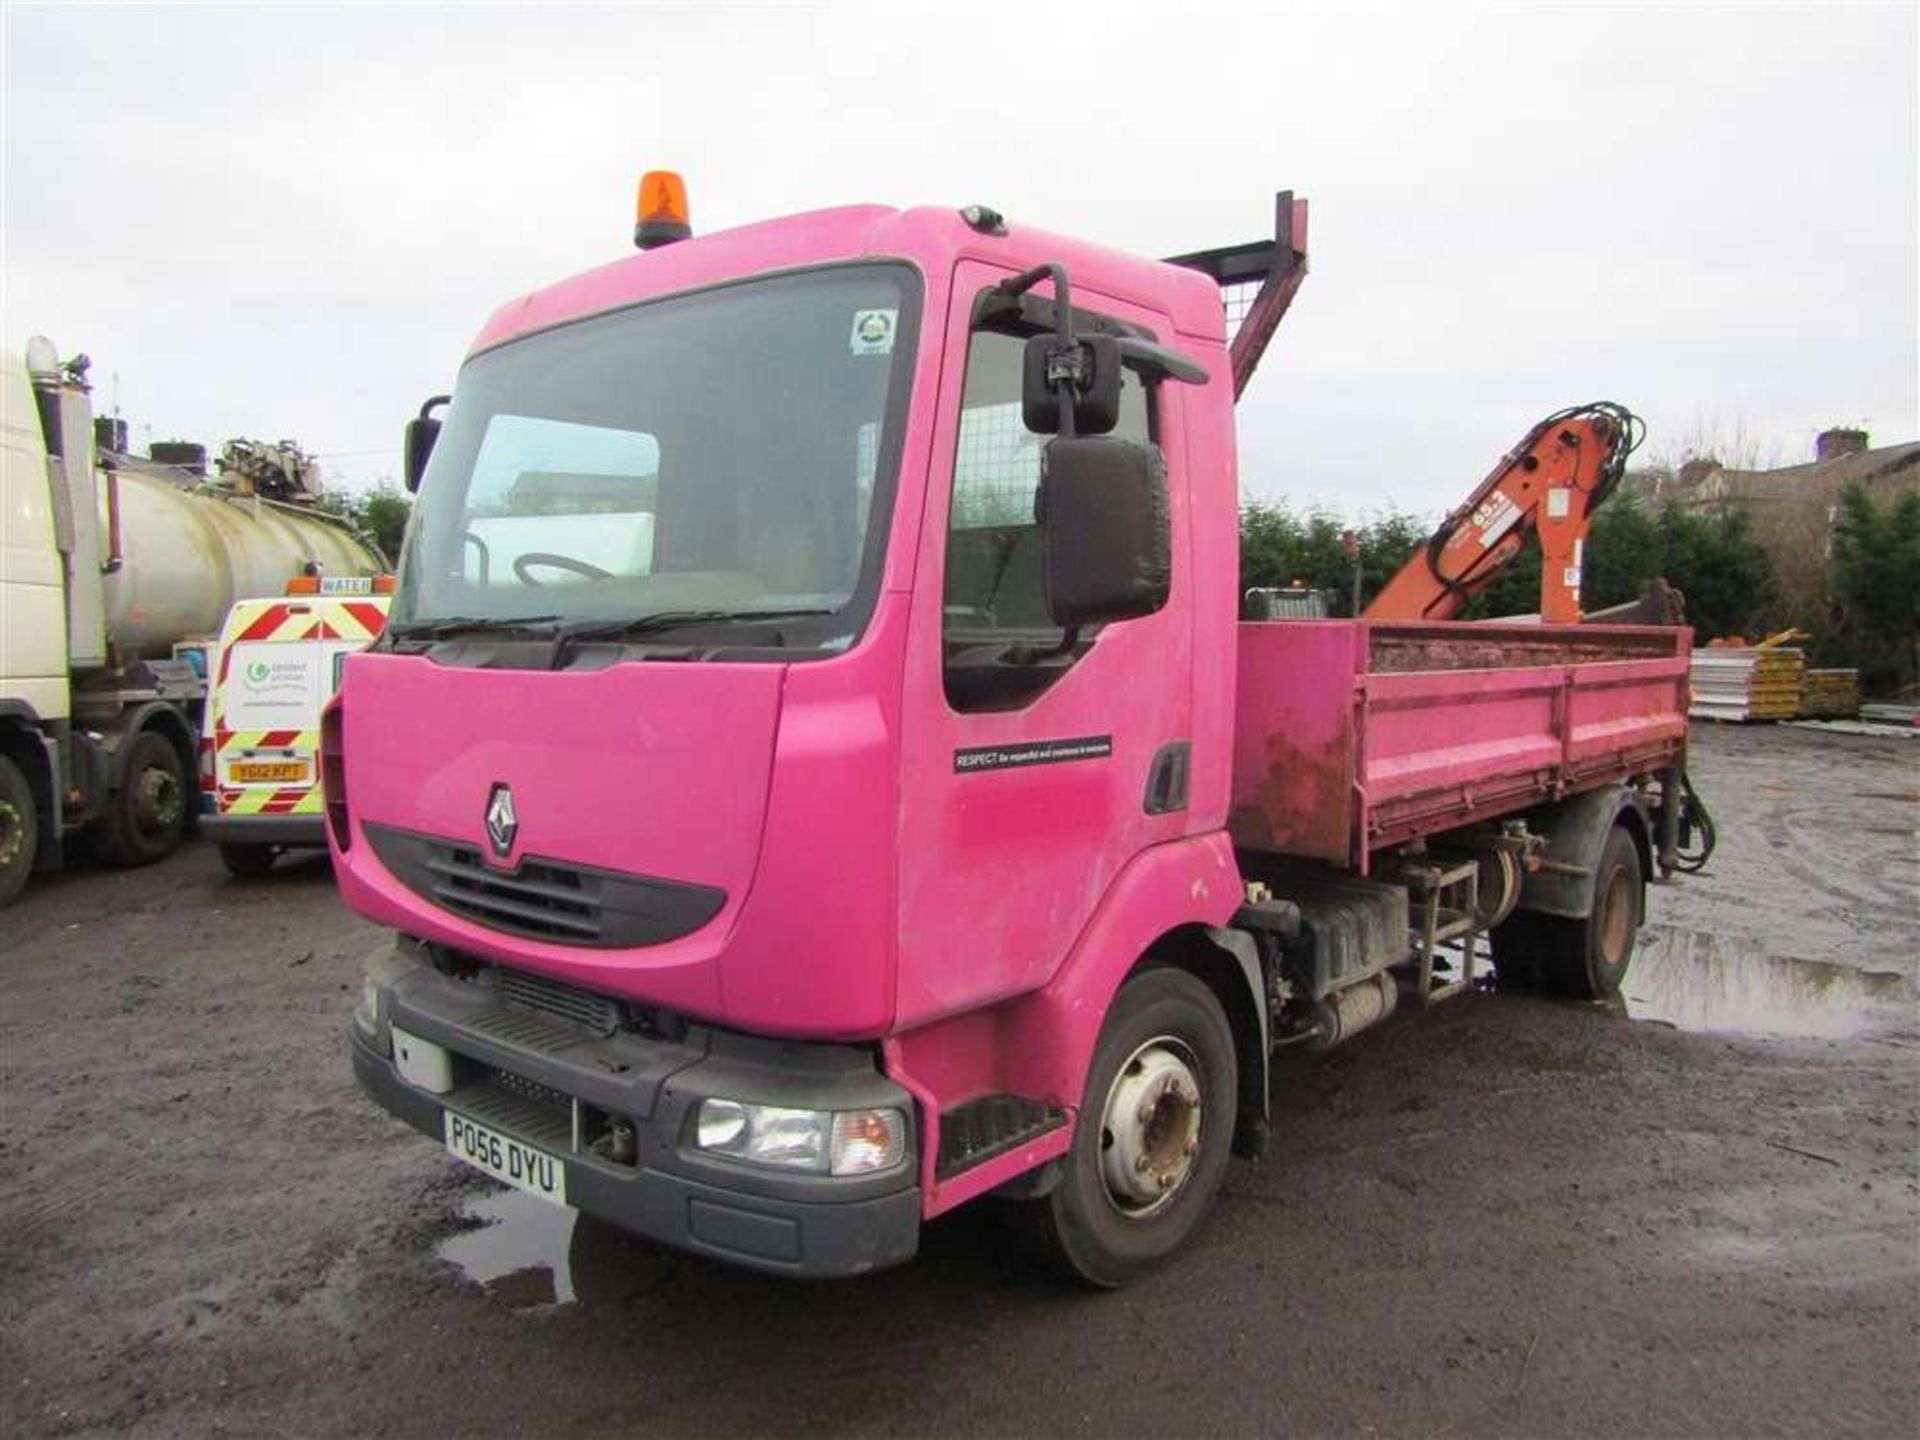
[199,576,390,877]
[2,337,385,906]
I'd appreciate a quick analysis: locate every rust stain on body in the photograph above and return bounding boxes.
[1229,729,1354,864]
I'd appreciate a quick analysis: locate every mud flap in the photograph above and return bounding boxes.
[1516,785,1650,919]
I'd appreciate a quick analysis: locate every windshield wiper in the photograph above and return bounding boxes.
[388,615,563,643]
[548,608,837,667]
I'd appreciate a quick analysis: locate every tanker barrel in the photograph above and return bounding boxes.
[100,470,385,657]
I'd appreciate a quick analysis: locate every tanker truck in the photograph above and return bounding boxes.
[0,337,385,906]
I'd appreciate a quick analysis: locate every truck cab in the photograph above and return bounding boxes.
[339,185,1696,1283]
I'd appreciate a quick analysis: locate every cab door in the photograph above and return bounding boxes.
[895,261,1195,1029]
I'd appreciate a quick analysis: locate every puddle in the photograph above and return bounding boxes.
[1623,926,1915,1040]
[435,1187,679,1309]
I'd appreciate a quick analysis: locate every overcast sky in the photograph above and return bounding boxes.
[4,0,1915,517]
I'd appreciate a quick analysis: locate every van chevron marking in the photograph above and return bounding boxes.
[953,735,1113,774]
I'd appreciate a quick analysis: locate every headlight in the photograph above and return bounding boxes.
[693,1099,906,1176]
[696,1098,749,1150]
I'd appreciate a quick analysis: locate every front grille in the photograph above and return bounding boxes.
[365,823,727,950]
[431,844,599,941]
[495,966,621,1036]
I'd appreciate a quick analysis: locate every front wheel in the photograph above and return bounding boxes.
[1008,967,1237,1288]
[0,754,38,907]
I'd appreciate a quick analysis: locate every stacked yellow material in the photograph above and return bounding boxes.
[1691,648,1805,721]
[1799,669,1862,719]
[1745,648,1805,719]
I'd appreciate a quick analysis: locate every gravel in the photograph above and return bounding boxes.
[1,722,1914,1438]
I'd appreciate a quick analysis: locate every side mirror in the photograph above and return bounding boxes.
[1022,333,1121,436]
[1037,437,1171,629]
[403,394,451,494]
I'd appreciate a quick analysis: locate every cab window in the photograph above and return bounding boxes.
[461,415,659,587]
[942,325,1152,712]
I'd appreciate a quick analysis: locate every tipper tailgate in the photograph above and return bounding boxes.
[1228,620,1690,870]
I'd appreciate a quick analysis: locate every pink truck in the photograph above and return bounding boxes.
[335,183,1708,1284]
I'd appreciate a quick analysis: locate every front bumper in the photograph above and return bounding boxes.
[351,954,921,1277]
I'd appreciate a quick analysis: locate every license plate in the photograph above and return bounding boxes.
[443,1111,568,1206]
[230,760,308,783]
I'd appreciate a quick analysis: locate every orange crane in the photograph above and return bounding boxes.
[1365,403,1642,624]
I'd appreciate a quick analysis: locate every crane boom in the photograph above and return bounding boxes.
[1365,402,1640,624]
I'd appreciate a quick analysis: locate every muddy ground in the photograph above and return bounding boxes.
[1,722,1915,1438]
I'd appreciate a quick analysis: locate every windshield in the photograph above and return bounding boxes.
[393,264,920,652]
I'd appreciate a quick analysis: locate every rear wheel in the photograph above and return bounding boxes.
[1490,826,1642,1000]
[1489,909,1551,990]
[1548,825,1641,1000]
[89,731,188,868]
[0,754,38,907]
[219,843,279,879]
[1008,967,1237,1288]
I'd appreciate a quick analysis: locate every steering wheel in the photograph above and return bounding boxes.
[462,531,491,585]
[512,552,612,586]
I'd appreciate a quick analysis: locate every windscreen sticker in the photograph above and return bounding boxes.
[954,735,1113,774]
[850,309,898,356]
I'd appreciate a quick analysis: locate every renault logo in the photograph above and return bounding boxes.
[484,783,518,858]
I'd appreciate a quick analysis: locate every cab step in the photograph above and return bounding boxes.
[935,1093,1068,1180]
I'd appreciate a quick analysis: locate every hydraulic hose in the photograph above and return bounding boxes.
[1670,768,1717,874]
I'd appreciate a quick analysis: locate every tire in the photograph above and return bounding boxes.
[1489,909,1551,991]
[89,731,188,868]
[1008,967,1238,1288]
[1546,825,1642,1000]
[1490,826,1642,1001]
[0,754,38,908]
[219,843,278,879]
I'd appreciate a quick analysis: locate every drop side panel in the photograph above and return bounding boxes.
[1230,620,1690,867]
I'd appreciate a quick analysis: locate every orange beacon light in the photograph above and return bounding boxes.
[635,171,692,250]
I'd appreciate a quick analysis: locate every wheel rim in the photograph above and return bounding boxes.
[1598,866,1633,967]
[132,765,184,836]
[0,798,22,869]
[1098,1036,1203,1219]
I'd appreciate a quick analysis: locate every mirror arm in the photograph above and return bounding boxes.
[1116,336,1209,386]
[998,264,1082,436]
[994,263,1073,322]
